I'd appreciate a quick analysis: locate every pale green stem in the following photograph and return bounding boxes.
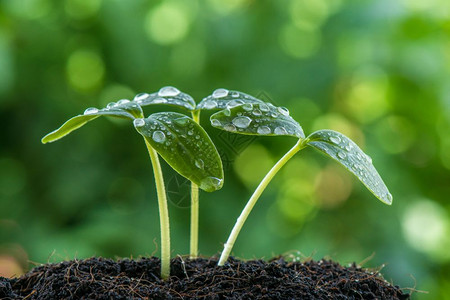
[144,139,171,280]
[190,183,199,258]
[218,139,305,266]
[190,110,201,258]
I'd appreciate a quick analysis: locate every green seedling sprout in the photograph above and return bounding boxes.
[198,89,393,266]
[41,86,224,279]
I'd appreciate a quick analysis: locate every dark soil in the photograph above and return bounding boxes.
[0,256,410,299]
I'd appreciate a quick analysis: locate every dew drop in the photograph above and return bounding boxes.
[223,108,231,116]
[153,97,167,104]
[231,91,240,98]
[84,107,99,115]
[117,99,130,105]
[200,176,223,191]
[212,88,229,98]
[252,109,262,116]
[242,103,253,111]
[158,86,180,97]
[386,193,393,203]
[337,151,347,159]
[195,159,204,169]
[134,93,149,102]
[274,126,287,135]
[211,119,221,127]
[224,124,237,132]
[174,117,189,126]
[152,131,166,143]
[232,116,252,128]
[106,102,116,109]
[271,112,279,118]
[227,99,244,108]
[330,136,341,144]
[187,130,194,135]
[345,144,353,151]
[259,103,269,112]
[133,118,145,127]
[257,126,271,135]
[277,107,290,116]
[204,100,218,109]
[365,154,373,164]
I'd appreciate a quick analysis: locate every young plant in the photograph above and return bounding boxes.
[41,87,224,279]
[198,89,393,266]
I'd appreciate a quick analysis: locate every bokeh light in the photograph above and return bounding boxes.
[145,1,193,46]
[66,49,105,92]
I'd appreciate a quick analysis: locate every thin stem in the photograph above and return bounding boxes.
[144,139,171,280]
[218,139,305,266]
[190,183,199,258]
[190,109,201,258]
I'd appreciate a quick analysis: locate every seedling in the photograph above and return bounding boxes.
[41,87,224,279]
[197,89,393,266]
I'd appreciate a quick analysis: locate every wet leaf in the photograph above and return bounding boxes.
[133,86,196,111]
[41,100,143,144]
[306,129,392,204]
[197,89,266,111]
[210,103,305,138]
[134,112,224,192]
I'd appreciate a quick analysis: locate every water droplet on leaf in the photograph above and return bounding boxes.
[257,126,271,135]
[200,176,223,192]
[278,107,290,116]
[204,100,218,109]
[242,103,253,111]
[227,99,244,108]
[259,103,269,112]
[133,118,145,127]
[330,136,341,144]
[212,88,229,98]
[174,117,189,126]
[152,131,166,143]
[252,109,262,116]
[224,124,237,132]
[158,86,180,97]
[117,99,130,105]
[386,193,393,203]
[274,126,287,135]
[337,151,347,159]
[232,116,252,128]
[84,107,99,115]
[211,119,221,127]
[153,97,167,104]
[195,159,204,169]
[134,93,149,102]
[106,102,116,109]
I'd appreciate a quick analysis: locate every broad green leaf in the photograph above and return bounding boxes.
[306,129,392,205]
[133,86,196,111]
[134,112,224,192]
[197,89,266,111]
[41,100,143,144]
[210,103,305,138]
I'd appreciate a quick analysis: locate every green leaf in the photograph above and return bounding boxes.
[197,89,266,111]
[134,112,224,192]
[210,103,305,138]
[41,100,143,144]
[133,86,196,111]
[306,129,392,205]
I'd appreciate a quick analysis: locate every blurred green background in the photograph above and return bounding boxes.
[1,0,449,298]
